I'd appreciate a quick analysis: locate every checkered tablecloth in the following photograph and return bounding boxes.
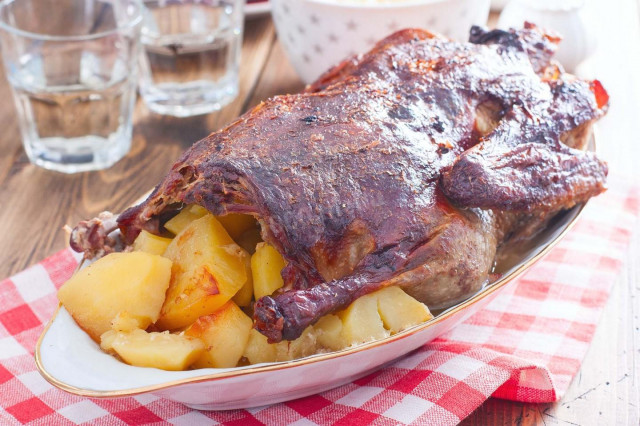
[0,177,638,425]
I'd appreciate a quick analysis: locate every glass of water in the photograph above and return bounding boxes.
[0,0,142,173]
[138,0,244,117]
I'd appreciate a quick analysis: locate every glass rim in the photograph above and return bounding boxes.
[0,0,143,41]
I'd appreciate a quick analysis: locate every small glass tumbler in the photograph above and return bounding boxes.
[138,0,244,117]
[0,0,143,173]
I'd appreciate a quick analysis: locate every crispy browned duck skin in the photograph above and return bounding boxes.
[440,35,610,212]
[76,24,608,343]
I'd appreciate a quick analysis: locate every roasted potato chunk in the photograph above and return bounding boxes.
[339,292,389,346]
[58,252,172,341]
[110,311,145,332]
[164,205,208,235]
[243,326,317,363]
[243,329,277,364]
[252,243,286,300]
[185,301,253,368]
[100,329,204,371]
[232,253,254,308]
[315,314,345,351]
[274,326,317,361]
[156,214,250,330]
[376,286,433,333]
[132,230,172,255]
[323,287,431,349]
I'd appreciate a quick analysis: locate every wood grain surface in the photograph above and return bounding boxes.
[0,2,638,424]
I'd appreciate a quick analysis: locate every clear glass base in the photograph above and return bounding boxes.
[25,135,131,174]
[141,79,239,117]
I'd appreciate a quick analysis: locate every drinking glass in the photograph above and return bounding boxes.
[138,0,244,117]
[0,0,143,173]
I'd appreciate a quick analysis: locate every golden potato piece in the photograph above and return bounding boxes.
[156,215,250,330]
[58,252,172,341]
[164,205,208,235]
[185,301,253,368]
[244,326,318,364]
[376,286,433,333]
[243,329,277,364]
[331,287,431,348]
[338,292,389,346]
[274,326,317,361]
[232,254,254,308]
[110,311,145,332]
[252,243,286,300]
[100,329,204,371]
[132,230,172,255]
[216,214,258,241]
[315,314,345,351]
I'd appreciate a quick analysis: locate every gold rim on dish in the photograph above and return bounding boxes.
[34,133,597,398]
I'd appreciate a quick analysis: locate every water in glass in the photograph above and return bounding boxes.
[139,1,243,117]
[9,55,136,172]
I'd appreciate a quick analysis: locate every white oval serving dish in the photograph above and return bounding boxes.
[35,202,586,410]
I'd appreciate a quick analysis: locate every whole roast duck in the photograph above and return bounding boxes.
[71,24,609,343]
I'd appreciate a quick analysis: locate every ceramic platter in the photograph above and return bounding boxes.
[35,136,595,411]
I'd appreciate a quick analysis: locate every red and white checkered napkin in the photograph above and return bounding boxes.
[0,178,638,426]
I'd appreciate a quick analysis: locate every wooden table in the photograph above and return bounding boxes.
[0,3,638,424]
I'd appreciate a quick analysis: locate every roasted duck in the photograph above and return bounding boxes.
[71,24,609,343]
